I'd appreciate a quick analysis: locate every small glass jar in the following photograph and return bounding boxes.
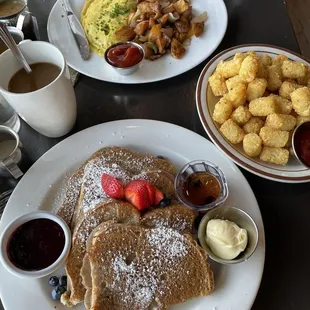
[175,160,229,212]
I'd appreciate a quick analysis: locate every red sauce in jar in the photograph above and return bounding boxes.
[7,218,65,271]
[294,122,310,167]
[106,44,143,68]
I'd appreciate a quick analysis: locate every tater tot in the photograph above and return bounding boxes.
[273,54,288,67]
[259,127,289,147]
[220,119,245,144]
[223,84,247,108]
[243,133,262,157]
[225,75,245,91]
[246,78,268,101]
[290,87,310,116]
[231,106,252,125]
[212,98,233,124]
[267,65,282,91]
[243,117,265,134]
[297,66,310,85]
[261,54,272,66]
[278,81,303,99]
[256,59,268,79]
[245,51,257,57]
[216,59,241,79]
[269,94,292,114]
[282,60,307,79]
[234,53,247,62]
[265,113,296,131]
[239,55,259,83]
[259,146,289,165]
[209,72,228,96]
[249,97,278,116]
[296,116,310,126]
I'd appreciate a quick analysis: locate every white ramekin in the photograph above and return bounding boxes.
[0,211,71,278]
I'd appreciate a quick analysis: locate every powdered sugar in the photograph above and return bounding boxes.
[107,227,189,308]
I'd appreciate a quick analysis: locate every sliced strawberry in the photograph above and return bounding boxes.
[154,188,164,205]
[101,173,124,199]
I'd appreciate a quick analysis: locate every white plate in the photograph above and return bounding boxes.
[0,120,265,310]
[47,0,227,83]
[196,44,310,183]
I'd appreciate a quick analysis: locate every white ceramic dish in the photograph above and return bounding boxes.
[196,44,310,183]
[0,211,71,279]
[0,119,265,310]
[47,0,227,83]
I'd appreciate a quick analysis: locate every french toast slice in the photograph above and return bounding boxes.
[141,201,197,234]
[61,201,140,307]
[82,222,214,310]
[60,146,175,230]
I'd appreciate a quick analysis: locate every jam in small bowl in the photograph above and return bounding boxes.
[175,160,229,212]
[0,211,71,278]
[292,121,310,168]
[104,41,145,76]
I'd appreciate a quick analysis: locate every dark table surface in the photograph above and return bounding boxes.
[1,0,310,309]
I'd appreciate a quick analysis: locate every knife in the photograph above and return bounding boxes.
[60,0,90,60]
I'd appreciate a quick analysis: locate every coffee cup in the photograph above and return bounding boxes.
[0,41,77,138]
[0,26,24,54]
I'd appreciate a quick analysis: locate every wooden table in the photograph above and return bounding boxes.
[1,0,309,309]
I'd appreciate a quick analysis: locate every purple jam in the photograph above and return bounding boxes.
[7,218,65,271]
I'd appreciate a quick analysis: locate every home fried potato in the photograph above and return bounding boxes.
[223,84,247,108]
[267,65,282,91]
[220,119,245,144]
[212,98,233,124]
[259,146,290,165]
[279,80,303,100]
[243,133,262,157]
[265,113,296,131]
[231,105,252,125]
[246,78,268,101]
[259,127,289,147]
[239,55,259,83]
[209,72,228,96]
[282,60,307,79]
[243,117,264,134]
[249,97,278,116]
[290,87,310,116]
[269,94,292,114]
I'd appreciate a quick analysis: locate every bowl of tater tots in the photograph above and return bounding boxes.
[196,44,310,183]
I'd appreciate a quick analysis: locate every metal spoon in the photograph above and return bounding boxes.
[0,22,32,73]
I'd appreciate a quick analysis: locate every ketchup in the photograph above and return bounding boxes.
[7,218,65,271]
[294,122,310,167]
[106,44,143,68]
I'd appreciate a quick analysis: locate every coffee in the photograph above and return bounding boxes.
[0,0,25,17]
[8,62,61,94]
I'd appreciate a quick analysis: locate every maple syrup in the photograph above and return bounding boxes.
[182,172,221,206]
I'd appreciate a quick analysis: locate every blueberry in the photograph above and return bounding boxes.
[59,275,67,287]
[159,197,171,207]
[157,155,165,159]
[48,276,59,287]
[51,286,66,301]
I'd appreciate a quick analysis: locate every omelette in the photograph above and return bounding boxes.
[81,0,136,56]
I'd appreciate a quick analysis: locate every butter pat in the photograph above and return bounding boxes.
[206,219,248,260]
